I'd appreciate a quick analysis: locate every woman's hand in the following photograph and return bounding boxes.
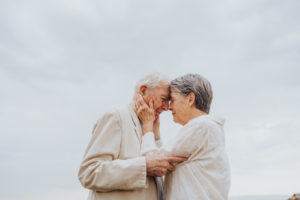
[134,94,155,134]
[153,116,160,140]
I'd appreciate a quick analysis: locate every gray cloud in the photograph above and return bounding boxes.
[0,0,299,198]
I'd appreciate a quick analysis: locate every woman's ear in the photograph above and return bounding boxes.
[188,92,195,106]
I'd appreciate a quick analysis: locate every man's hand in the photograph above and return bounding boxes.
[145,152,187,177]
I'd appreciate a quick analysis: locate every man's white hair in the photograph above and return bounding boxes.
[135,72,169,92]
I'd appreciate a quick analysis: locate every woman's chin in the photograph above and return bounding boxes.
[172,116,183,125]
[172,115,177,123]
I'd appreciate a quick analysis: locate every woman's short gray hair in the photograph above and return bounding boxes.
[170,74,213,113]
[135,72,169,92]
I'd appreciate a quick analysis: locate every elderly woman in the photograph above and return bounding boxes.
[135,74,230,200]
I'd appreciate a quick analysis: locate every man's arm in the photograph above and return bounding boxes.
[78,109,147,192]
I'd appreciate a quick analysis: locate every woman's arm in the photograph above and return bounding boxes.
[135,94,208,158]
[141,122,209,158]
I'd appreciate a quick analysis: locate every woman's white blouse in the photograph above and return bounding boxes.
[141,115,230,200]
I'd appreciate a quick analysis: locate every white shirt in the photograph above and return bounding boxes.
[141,115,231,200]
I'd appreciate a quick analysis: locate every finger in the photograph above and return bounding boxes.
[137,95,146,107]
[149,99,154,110]
[139,94,145,104]
[137,100,144,108]
[166,163,175,171]
[135,94,142,105]
[134,93,139,101]
[152,169,162,177]
[165,156,187,163]
[142,97,149,108]
[135,95,143,108]
[135,102,141,112]
[136,95,142,105]
[154,115,160,123]
[137,94,143,100]
[137,106,144,114]
[134,102,138,112]
[160,168,167,176]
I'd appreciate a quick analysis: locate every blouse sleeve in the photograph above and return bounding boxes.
[140,132,159,155]
[141,121,209,157]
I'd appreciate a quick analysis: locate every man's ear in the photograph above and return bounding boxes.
[188,92,196,106]
[138,85,148,96]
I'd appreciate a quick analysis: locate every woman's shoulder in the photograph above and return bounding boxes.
[188,115,225,130]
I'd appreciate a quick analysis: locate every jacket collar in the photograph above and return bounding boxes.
[128,103,143,143]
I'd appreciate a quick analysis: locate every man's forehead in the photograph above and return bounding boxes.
[158,85,170,93]
[152,85,170,98]
[157,82,169,89]
[153,83,169,91]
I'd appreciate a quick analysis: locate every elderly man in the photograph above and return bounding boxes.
[78,72,186,200]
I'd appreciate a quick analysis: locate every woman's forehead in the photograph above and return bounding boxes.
[170,91,183,98]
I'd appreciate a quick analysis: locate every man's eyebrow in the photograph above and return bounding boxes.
[161,94,171,99]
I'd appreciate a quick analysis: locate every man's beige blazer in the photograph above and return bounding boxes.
[78,103,158,200]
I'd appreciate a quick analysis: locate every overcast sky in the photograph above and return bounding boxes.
[0,0,299,199]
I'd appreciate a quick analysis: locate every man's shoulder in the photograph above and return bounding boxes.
[110,103,131,114]
[101,103,131,119]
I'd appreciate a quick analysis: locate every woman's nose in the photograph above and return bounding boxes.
[162,102,169,111]
[168,104,172,111]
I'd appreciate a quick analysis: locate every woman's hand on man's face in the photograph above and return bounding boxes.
[134,94,155,134]
[153,116,160,138]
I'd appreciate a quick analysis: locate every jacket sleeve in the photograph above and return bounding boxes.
[78,108,147,192]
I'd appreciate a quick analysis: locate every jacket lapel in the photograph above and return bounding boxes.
[127,103,143,144]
